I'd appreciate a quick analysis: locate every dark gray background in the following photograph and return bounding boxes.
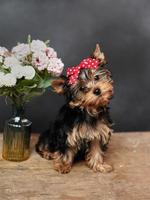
[0,0,150,132]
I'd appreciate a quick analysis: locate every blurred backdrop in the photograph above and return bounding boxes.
[0,0,150,132]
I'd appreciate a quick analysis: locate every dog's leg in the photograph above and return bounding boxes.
[35,130,54,160]
[53,148,76,174]
[36,142,54,160]
[85,139,113,173]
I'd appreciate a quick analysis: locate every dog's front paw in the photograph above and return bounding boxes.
[86,156,113,173]
[94,163,113,173]
[53,161,72,174]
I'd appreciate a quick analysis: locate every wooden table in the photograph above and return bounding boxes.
[0,132,150,200]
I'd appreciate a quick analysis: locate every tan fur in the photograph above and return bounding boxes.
[42,151,54,160]
[83,80,113,108]
[67,121,112,149]
[39,121,112,173]
[53,148,76,174]
[93,43,105,62]
[51,79,65,94]
[68,68,113,116]
[66,121,113,173]
[37,143,54,160]
[85,139,113,173]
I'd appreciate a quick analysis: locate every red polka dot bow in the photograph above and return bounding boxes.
[66,57,100,85]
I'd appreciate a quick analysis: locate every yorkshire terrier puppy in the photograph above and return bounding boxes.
[36,44,114,174]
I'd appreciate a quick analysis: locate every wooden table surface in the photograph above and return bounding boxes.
[0,132,150,200]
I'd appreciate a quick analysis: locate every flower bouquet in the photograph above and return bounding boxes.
[0,36,64,161]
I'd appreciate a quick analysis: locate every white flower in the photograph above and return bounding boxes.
[4,73,17,87]
[0,72,5,87]
[0,56,3,63]
[10,64,35,80]
[0,47,8,56]
[47,58,64,76]
[22,65,35,80]
[4,56,20,69]
[0,72,16,87]
[45,47,57,58]
[31,40,47,53]
[11,65,24,79]
[32,51,49,71]
[12,43,30,60]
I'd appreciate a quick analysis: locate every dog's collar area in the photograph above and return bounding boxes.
[67,104,106,117]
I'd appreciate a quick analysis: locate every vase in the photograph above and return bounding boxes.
[2,104,32,161]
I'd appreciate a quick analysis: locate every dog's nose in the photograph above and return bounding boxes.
[93,88,101,96]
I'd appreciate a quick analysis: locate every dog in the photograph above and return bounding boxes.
[36,44,114,174]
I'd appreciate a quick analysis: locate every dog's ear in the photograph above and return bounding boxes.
[93,43,105,63]
[51,77,66,94]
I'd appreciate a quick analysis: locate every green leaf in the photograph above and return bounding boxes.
[27,35,31,44]
[22,88,45,102]
[37,78,51,89]
[45,40,50,46]
[0,65,10,74]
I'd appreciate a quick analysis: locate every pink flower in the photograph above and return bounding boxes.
[47,58,64,76]
[45,47,57,58]
[32,51,49,71]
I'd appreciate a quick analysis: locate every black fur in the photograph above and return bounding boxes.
[36,103,112,155]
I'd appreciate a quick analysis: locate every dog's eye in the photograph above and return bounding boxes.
[80,86,85,91]
[79,86,88,92]
[94,75,99,81]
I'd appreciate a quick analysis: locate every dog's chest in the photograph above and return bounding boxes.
[66,120,112,149]
[66,123,101,148]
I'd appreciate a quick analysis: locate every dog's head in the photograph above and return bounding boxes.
[52,44,114,116]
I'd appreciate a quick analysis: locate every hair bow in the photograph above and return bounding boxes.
[66,58,100,85]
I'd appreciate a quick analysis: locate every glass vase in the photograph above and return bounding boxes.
[2,104,32,161]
